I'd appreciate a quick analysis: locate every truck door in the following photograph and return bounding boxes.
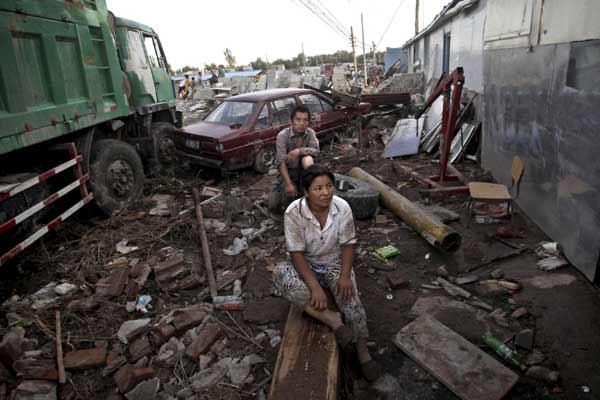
[142,34,174,104]
[123,29,157,106]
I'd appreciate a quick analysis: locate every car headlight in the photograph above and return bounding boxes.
[216,143,224,152]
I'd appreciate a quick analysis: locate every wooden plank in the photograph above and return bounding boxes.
[393,315,518,400]
[268,305,339,400]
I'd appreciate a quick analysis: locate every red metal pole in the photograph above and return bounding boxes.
[438,69,464,181]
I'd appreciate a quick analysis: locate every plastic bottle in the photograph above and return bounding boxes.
[483,332,525,370]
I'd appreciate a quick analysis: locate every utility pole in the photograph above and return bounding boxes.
[415,0,420,35]
[301,42,305,71]
[372,41,376,65]
[350,26,358,80]
[361,13,367,87]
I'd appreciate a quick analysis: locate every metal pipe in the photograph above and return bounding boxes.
[349,167,462,252]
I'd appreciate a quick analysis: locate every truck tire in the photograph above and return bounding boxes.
[150,122,176,175]
[334,173,379,220]
[90,139,144,215]
[253,144,277,174]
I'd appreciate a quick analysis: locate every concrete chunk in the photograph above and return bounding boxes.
[63,347,107,370]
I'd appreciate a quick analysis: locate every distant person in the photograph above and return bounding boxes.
[182,74,191,99]
[209,70,219,87]
[269,105,319,213]
[178,78,186,98]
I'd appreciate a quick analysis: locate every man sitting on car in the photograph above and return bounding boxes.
[270,105,320,212]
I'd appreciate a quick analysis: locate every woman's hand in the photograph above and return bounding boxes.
[310,285,328,311]
[335,276,354,304]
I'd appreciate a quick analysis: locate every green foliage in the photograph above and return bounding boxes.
[224,48,236,69]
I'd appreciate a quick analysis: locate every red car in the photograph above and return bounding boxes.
[173,88,371,173]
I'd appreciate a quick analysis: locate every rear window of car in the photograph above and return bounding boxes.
[299,94,324,115]
[271,97,297,125]
[205,101,256,126]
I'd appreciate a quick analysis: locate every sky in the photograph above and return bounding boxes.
[106,0,448,70]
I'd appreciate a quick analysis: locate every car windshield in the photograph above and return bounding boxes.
[204,101,256,126]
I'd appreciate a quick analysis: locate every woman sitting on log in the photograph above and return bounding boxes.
[273,164,381,382]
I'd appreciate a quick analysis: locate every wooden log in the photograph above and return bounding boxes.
[393,315,518,400]
[268,305,339,400]
[55,311,66,384]
[192,188,217,299]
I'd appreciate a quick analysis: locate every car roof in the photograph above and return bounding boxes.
[226,88,317,102]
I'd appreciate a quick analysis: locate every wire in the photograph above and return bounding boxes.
[292,0,349,42]
[376,0,406,48]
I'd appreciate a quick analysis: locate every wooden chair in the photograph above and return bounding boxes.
[467,156,524,225]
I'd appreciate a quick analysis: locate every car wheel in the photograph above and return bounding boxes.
[90,139,144,215]
[334,173,380,220]
[253,145,277,174]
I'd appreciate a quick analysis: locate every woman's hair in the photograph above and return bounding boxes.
[302,164,335,192]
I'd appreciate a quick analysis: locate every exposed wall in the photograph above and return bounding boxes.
[482,0,600,281]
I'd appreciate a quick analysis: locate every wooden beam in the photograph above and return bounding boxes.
[268,305,339,400]
[393,316,518,400]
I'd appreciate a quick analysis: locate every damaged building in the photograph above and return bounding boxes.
[404,0,600,282]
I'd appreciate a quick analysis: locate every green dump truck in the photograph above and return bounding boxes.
[0,0,181,266]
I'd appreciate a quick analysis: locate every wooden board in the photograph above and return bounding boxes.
[393,315,518,400]
[268,305,339,400]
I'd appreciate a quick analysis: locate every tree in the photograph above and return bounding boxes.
[204,63,217,72]
[251,57,269,71]
[181,65,198,73]
[224,48,236,69]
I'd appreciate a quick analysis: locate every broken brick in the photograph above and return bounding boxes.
[386,271,410,290]
[67,296,100,312]
[0,327,25,370]
[172,305,207,335]
[13,380,56,399]
[114,365,154,394]
[511,307,528,319]
[96,268,129,297]
[63,347,107,370]
[128,336,153,362]
[13,359,58,380]
[150,323,177,347]
[154,255,185,276]
[185,324,222,360]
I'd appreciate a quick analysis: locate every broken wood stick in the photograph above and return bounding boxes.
[193,188,217,299]
[465,247,530,273]
[55,311,66,384]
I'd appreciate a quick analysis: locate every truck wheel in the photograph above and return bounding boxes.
[150,122,176,175]
[253,145,277,174]
[90,139,144,215]
[333,173,380,220]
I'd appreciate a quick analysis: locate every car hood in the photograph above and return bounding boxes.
[181,120,241,139]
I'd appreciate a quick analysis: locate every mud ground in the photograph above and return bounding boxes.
[1,112,599,400]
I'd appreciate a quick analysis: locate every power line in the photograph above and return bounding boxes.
[376,0,406,48]
[292,0,349,42]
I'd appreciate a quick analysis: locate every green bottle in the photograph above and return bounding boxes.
[483,332,526,371]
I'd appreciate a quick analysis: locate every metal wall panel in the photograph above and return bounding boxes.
[482,43,600,281]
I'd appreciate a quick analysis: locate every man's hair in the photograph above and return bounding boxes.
[302,164,335,192]
[290,104,311,122]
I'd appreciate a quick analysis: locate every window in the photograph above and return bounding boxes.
[253,105,270,129]
[321,98,333,112]
[127,30,147,68]
[271,97,297,125]
[424,35,430,68]
[144,35,159,68]
[299,94,324,115]
[205,101,256,126]
[567,40,600,94]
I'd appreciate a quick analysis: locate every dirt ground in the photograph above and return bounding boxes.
[1,111,599,400]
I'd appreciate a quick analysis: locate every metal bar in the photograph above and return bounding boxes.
[0,176,89,236]
[0,193,94,266]
[0,156,82,201]
[350,167,461,252]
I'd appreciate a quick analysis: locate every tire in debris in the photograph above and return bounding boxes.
[90,139,145,215]
[333,173,379,220]
[254,144,277,174]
